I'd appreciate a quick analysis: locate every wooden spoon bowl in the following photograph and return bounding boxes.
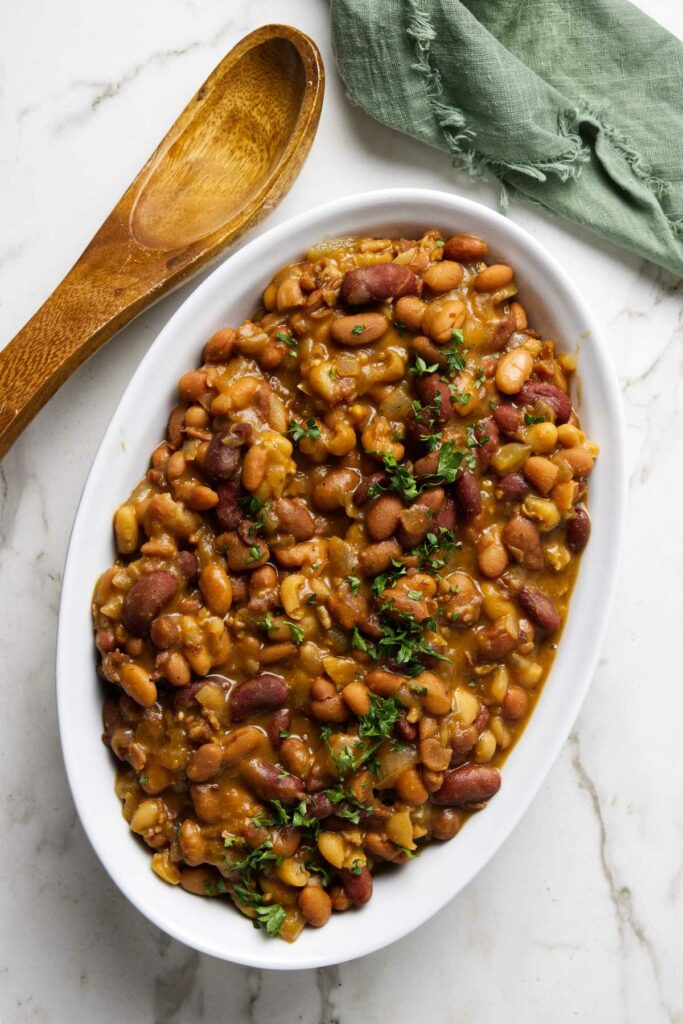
[0,24,324,458]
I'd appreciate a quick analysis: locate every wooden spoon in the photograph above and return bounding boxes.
[0,24,324,459]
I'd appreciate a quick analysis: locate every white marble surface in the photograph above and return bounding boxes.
[1,1,682,1020]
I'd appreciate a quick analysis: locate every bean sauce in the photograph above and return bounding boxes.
[93,229,597,941]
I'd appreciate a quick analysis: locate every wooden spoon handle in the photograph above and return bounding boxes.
[0,235,151,458]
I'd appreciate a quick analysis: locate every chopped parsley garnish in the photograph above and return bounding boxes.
[225,839,282,883]
[138,774,149,785]
[358,694,400,739]
[285,621,305,645]
[351,323,367,335]
[276,330,297,352]
[288,417,321,443]
[233,885,286,937]
[346,575,362,595]
[524,413,546,425]
[444,328,467,374]
[435,239,445,248]
[246,543,265,564]
[239,494,266,516]
[252,611,275,632]
[410,355,439,377]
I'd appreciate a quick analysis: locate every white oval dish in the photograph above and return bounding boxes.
[57,188,626,970]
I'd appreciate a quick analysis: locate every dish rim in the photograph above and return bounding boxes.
[57,187,626,970]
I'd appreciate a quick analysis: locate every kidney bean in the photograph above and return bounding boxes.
[122,571,177,636]
[267,707,291,748]
[475,416,499,471]
[219,530,269,571]
[518,381,572,424]
[452,470,481,522]
[306,792,335,820]
[442,233,488,262]
[241,759,305,804]
[215,481,244,531]
[330,312,389,346]
[312,468,360,512]
[433,763,501,805]
[353,473,388,507]
[338,865,373,905]
[340,263,418,305]
[174,550,199,582]
[496,472,530,501]
[205,429,241,481]
[566,506,591,553]
[274,498,316,541]
[489,314,517,351]
[366,494,404,541]
[433,494,457,531]
[502,515,544,570]
[493,403,522,436]
[517,586,561,632]
[416,373,453,423]
[230,673,288,721]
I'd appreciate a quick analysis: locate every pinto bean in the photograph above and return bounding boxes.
[503,684,529,721]
[493,403,522,436]
[312,468,360,512]
[203,326,236,363]
[231,673,288,721]
[219,530,269,571]
[274,498,316,541]
[122,571,177,636]
[517,586,561,632]
[433,763,501,805]
[222,726,262,766]
[496,348,534,395]
[566,506,591,553]
[474,264,514,292]
[241,759,305,804]
[416,373,453,422]
[442,233,488,262]
[496,473,530,502]
[330,312,388,346]
[518,381,572,424]
[476,619,517,661]
[340,263,418,305]
[452,470,481,521]
[366,494,403,541]
[186,743,223,782]
[359,539,402,576]
[395,295,426,331]
[502,515,544,570]
[338,866,373,905]
[215,481,243,531]
[430,807,462,840]
[299,886,332,927]
[423,260,463,293]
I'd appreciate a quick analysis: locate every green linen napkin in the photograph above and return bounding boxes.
[331,0,683,276]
